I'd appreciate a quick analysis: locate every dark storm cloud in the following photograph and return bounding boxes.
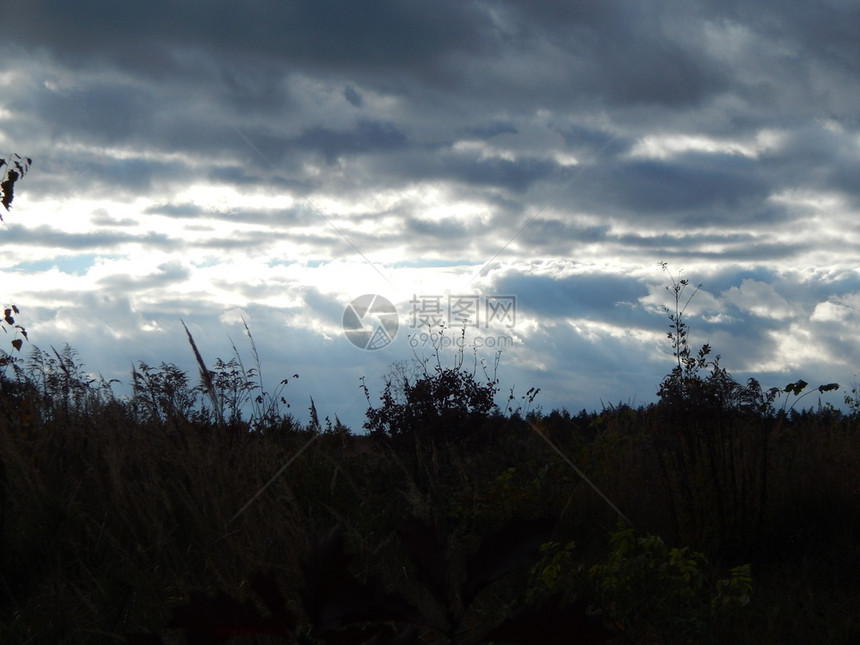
[404,216,471,244]
[90,212,137,227]
[343,86,363,108]
[192,233,277,252]
[613,231,757,250]
[623,237,810,263]
[292,120,408,163]
[442,156,562,193]
[609,154,769,217]
[758,125,860,206]
[727,0,860,76]
[144,203,209,219]
[143,202,315,229]
[208,163,277,188]
[464,122,519,139]
[15,148,195,202]
[2,1,856,131]
[6,0,856,224]
[359,147,569,197]
[493,272,649,323]
[97,262,191,291]
[20,80,154,144]
[0,224,178,251]
[80,157,190,195]
[2,1,493,83]
[531,148,786,234]
[516,219,609,254]
[0,0,753,129]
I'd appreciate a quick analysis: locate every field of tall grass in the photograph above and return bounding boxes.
[0,316,858,644]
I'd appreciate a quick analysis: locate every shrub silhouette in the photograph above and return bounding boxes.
[362,356,498,443]
[652,264,840,551]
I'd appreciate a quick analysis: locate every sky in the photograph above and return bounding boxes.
[1,0,859,429]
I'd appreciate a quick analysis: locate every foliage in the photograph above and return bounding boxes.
[128,321,300,433]
[657,263,839,416]
[0,305,28,354]
[530,529,753,644]
[0,154,31,214]
[145,517,615,645]
[362,329,499,442]
[843,375,860,414]
[656,263,779,413]
[27,344,116,416]
[2,156,33,350]
[778,378,840,413]
[652,264,840,550]
[131,360,203,425]
[529,539,578,600]
[587,528,751,643]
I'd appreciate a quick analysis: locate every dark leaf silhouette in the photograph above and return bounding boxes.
[1,170,19,211]
[461,518,555,606]
[1,154,31,214]
[482,595,615,645]
[2,305,28,351]
[784,380,808,396]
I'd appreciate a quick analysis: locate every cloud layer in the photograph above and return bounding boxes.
[2,1,859,426]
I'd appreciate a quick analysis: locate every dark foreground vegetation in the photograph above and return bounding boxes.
[0,315,858,645]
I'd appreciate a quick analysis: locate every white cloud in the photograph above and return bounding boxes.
[722,279,795,320]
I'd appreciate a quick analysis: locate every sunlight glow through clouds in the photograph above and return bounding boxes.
[626,128,789,162]
[723,279,794,320]
[627,134,760,160]
[176,183,301,212]
[757,323,836,373]
[811,294,860,323]
[768,189,846,213]
[811,300,853,323]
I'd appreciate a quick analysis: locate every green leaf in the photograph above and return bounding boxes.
[784,380,808,395]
